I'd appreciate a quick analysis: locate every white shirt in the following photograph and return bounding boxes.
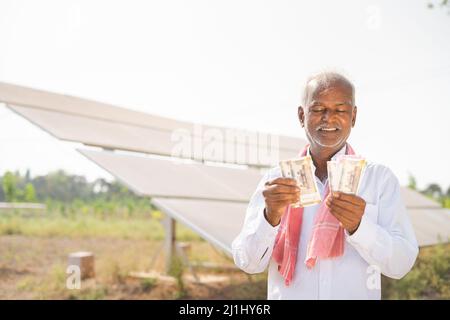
[232,146,419,300]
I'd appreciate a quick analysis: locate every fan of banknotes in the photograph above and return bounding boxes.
[279,155,367,207]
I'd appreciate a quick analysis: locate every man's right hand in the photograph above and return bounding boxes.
[262,177,300,226]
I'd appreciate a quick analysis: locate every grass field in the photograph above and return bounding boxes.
[0,207,266,299]
[0,210,199,241]
[0,206,447,299]
[0,235,267,300]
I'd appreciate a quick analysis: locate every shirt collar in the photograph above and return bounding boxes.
[306,144,347,161]
[307,144,347,183]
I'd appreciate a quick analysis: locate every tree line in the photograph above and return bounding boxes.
[0,169,141,203]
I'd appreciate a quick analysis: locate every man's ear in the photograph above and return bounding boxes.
[352,106,357,127]
[298,106,305,127]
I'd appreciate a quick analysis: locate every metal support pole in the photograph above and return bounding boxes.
[163,214,176,274]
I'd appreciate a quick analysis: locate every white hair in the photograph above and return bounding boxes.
[302,71,355,106]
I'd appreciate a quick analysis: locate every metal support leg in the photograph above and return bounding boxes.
[176,242,200,282]
[163,214,176,274]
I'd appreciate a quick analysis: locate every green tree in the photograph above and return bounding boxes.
[2,171,17,202]
[1,169,144,203]
[408,173,417,191]
[423,183,443,199]
[428,0,449,9]
[24,183,36,202]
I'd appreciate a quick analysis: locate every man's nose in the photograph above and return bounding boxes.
[321,109,332,121]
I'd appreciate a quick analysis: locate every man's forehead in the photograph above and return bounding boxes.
[309,81,352,96]
[306,80,354,104]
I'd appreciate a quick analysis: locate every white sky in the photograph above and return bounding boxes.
[0,0,449,190]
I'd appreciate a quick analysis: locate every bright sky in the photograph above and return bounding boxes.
[0,0,449,190]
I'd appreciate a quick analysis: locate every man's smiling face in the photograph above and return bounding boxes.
[299,79,357,153]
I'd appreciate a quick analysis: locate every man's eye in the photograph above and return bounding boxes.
[311,108,324,112]
[337,109,347,113]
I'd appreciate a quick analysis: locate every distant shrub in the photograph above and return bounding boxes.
[382,242,449,299]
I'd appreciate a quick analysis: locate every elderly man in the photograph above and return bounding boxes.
[232,72,418,299]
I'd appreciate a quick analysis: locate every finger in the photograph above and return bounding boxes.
[333,192,365,206]
[325,194,333,207]
[264,184,300,195]
[267,199,299,207]
[266,198,298,207]
[329,209,350,227]
[266,177,298,187]
[326,196,356,212]
[266,193,299,202]
[329,208,353,227]
[328,198,359,214]
[263,190,299,203]
[329,205,357,225]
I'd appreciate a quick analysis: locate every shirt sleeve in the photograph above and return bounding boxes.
[231,169,281,274]
[345,167,419,279]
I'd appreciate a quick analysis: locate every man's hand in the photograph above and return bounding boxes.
[262,178,300,226]
[325,191,366,235]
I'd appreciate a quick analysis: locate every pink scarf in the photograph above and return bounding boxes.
[272,143,356,286]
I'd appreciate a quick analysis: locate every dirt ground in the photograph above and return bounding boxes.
[0,235,267,300]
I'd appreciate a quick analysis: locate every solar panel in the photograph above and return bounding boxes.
[0,81,194,131]
[10,105,182,157]
[7,104,304,167]
[400,187,441,209]
[1,82,307,167]
[408,209,450,246]
[78,149,263,202]
[152,198,248,254]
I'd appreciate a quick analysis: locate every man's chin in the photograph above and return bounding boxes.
[305,130,348,150]
[310,137,346,149]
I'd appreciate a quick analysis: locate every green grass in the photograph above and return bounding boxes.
[0,209,202,241]
[140,278,157,292]
[1,202,448,300]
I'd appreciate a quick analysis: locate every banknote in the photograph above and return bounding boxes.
[279,156,321,207]
[327,156,367,195]
[327,160,340,193]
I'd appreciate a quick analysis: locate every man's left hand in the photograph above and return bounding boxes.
[325,192,366,235]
